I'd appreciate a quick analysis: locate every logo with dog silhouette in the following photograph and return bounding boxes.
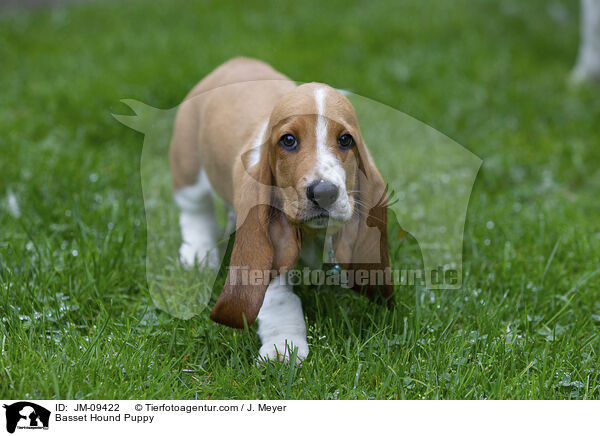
[3,402,50,433]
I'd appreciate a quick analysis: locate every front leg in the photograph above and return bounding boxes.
[256,274,308,364]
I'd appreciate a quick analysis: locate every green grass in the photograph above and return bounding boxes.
[1,0,600,399]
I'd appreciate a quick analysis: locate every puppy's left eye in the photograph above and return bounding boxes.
[338,134,355,150]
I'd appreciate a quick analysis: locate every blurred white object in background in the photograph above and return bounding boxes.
[571,0,600,83]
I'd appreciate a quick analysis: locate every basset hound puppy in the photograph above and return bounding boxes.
[169,57,393,363]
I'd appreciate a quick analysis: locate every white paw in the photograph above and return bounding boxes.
[258,337,309,365]
[179,243,220,270]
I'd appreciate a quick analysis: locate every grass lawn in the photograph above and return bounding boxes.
[1,0,599,399]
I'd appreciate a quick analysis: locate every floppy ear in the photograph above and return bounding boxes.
[210,137,300,328]
[334,144,393,305]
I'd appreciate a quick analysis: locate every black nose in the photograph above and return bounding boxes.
[306,179,339,209]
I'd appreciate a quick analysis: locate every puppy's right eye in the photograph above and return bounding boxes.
[279,134,298,151]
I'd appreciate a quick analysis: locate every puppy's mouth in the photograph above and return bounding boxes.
[302,207,350,230]
[304,211,330,229]
[284,195,354,229]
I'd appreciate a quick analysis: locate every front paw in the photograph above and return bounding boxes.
[258,337,309,365]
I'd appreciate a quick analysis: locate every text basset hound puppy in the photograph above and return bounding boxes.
[170,57,393,362]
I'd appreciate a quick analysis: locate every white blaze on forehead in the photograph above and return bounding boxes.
[247,120,269,168]
[314,87,328,152]
[313,87,342,181]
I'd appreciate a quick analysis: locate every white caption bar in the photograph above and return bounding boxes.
[0,399,596,435]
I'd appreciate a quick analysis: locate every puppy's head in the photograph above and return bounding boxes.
[267,83,359,230]
[210,84,392,328]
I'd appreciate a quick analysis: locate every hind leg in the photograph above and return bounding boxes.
[174,171,220,269]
